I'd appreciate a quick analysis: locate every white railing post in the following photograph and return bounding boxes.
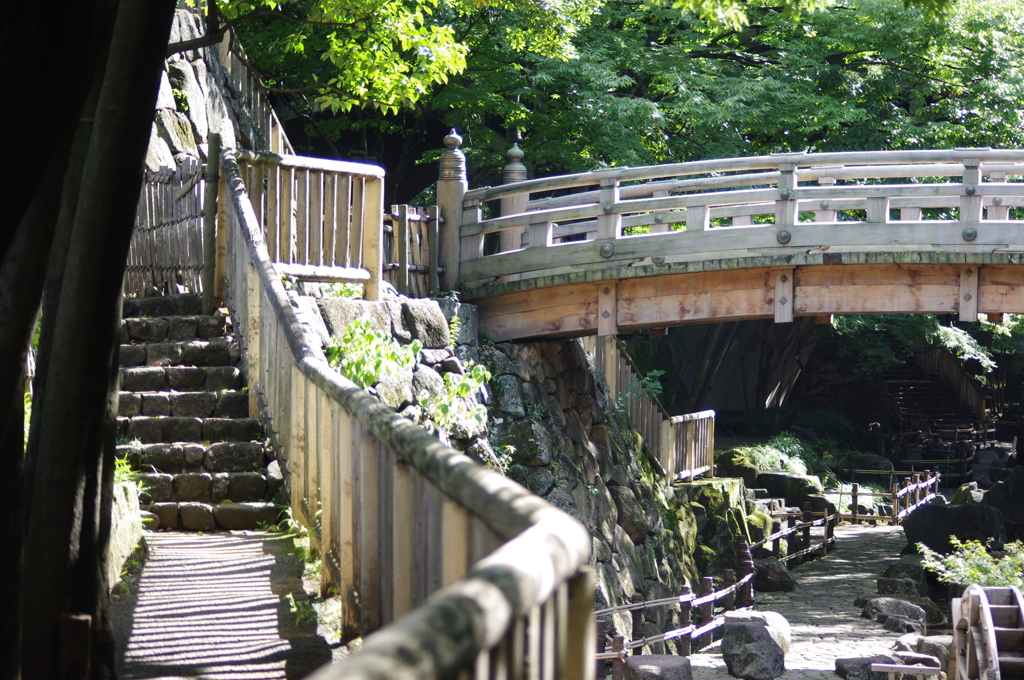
[436,130,467,291]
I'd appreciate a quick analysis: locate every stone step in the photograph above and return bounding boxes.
[138,470,279,505]
[119,365,243,391]
[148,501,279,531]
[116,416,262,443]
[122,294,202,319]
[119,338,239,368]
[120,315,228,344]
[117,440,267,473]
[118,390,249,418]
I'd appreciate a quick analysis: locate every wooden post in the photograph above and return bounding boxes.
[500,143,528,253]
[802,503,812,554]
[891,482,900,526]
[815,174,837,222]
[851,483,860,524]
[699,576,713,649]
[436,129,467,291]
[825,511,835,553]
[724,569,736,611]
[60,613,91,680]
[394,203,410,294]
[630,593,644,655]
[611,636,625,680]
[787,514,798,561]
[736,536,754,607]
[202,133,221,314]
[427,205,440,293]
[771,519,782,558]
[596,620,607,679]
[913,473,921,507]
[752,526,765,559]
[564,567,596,680]
[362,175,384,301]
[775,162,797,230]
[679,584,692,656]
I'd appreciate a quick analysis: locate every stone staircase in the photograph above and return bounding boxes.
[116,294,282,531]
[883,364,976,432]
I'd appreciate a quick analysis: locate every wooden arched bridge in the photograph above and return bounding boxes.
[430,140,1024,342]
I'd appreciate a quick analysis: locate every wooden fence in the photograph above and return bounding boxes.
[835,470,941,525]
[125,158,205,297]
[582,336,714,484]
[594,537,755,679]
[915,347,987,424]
[220,149,594,679]
[383,205,440,296]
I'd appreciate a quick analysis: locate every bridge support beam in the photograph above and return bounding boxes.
[960,265,979,322]
[774,268,794,323]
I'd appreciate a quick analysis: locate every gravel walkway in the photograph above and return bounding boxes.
[690,523,914,680]
[114,532,332,680]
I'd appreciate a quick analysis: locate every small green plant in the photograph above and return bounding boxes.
[171,87,189,112]
[919,538,1024,588]
[322,282,363,298]
[737,432,811,475]
[493,443,516,474]
[525,401,547,421]
[326,317,422,389]
[423,363,492,435]
[23,391,31,450]
[286,593,317,626]
[615,369,665,413]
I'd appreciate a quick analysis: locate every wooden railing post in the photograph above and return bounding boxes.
[891,482,900,526]
[630,593,644,655]
[436,129,467,291]
[802,503,812,553]
[851,483,860,524]
[679,584,692,656]
[698,576,714,649]
[724,569,736,611]
[825,511,835,553]
[771,519,782,558]
[611,636,625,680]
[203,133,221,314]
[501,143,528,252]
[564,567,596,680]
[736,536,754,607]
[787,514,798,560]
[913,473,922,507]
[596,620,607,679]
[752,526,765,559]
[362,175,384,301]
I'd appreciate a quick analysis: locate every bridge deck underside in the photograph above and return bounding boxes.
[472,260,1024,341]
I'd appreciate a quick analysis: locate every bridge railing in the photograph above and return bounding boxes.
[221,148,595,680]
[443,147,1024,293]
[581,336,714,484]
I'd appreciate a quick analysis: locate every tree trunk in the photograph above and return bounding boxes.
[21,1,176,678]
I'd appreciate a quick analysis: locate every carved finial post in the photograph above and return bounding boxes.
[501,143,529,253]
[436,129,467,291]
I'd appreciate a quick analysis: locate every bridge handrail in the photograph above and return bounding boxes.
[465,149,1024,203]
[220,149,594,680]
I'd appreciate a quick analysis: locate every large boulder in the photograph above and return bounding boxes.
[624,655,692,680]
[756,471,824,508]
[901,502,1006,553]
[753,557,798,592]
[861,597,927,634]
[721,611,790,680]
[835,655,903,680]
[715,449,759,487]
[982,465,1024,540]
[838,454,895,479]
[951,482,985,505]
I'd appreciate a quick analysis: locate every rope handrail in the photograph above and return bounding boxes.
[593,572,755,617]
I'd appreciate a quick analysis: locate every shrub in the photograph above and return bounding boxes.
[919,538,1024,588]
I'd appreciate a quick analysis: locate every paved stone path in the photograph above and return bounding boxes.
[114,532,332,679]
[690,523,914,680]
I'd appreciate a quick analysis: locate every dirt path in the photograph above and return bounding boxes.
[114,532,332,679]
[690,524,917,680]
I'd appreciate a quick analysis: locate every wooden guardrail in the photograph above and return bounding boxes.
[915,347,987,423]
[221,149,594,679]
[441,146,1024,299]
[594,537,755,679]
[750,505,838,566]
[581,336,714,484]
[383,204,441,296]
[236,149,386,300]
[835,470,941,525]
